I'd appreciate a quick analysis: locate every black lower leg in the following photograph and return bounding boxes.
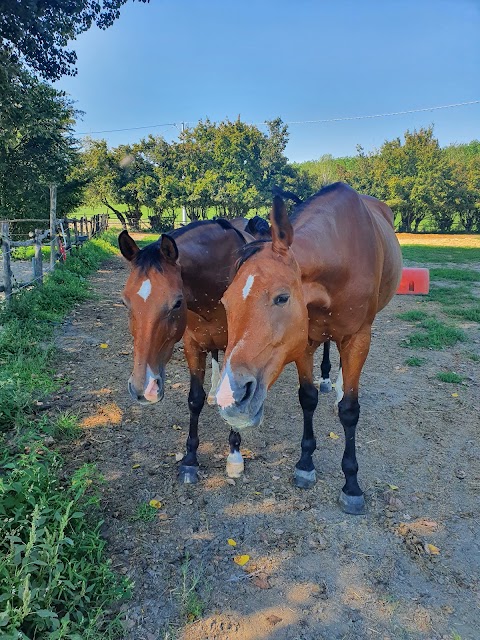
[295,382,318,474]
[181,375,205,470]
[321,340,331,380]
[338,393,362,496]
[229,429,241,454]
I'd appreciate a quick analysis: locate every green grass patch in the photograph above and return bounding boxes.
[130,502,158,523]
[427,284,475,306]
[405,356,427,366]
[445,305,480,323]
[401,245,480,264]
[430,267,480,282]
[397,310,430,322]
[405,317,467,349]
[466,352,480,362]
[11,245,51,261]
[0,233,129,638]
[176,554,206,623]
[436,372,464,383]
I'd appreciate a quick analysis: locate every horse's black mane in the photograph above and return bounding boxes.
[235,239,270,272]
[132,218,245,274]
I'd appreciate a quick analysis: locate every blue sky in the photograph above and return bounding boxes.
[56,0,480,162]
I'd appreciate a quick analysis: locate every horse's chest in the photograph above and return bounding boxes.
[186,308,228,351]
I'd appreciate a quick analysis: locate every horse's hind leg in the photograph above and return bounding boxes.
[336,328,371,515]
[293,347,319,489]
[179,335,207,484]
[319,340,332,393]
[207,349,220,406]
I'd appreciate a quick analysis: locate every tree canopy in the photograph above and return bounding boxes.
[0,0,149,80]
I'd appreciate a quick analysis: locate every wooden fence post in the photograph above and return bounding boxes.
[73,219,79,248]
[33,228,43,285]
[49,184,57,268]
[64,220,71,250]
[1,221,12,302]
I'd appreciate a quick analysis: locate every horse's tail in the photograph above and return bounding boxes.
[271,185,303,205]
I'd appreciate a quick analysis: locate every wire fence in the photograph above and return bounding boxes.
[1,187,108,304]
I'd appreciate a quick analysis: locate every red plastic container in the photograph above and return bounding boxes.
[396,267,430,295]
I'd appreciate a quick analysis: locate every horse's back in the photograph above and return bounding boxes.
[293,183,402,324]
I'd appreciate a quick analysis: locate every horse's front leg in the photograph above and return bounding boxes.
[336,327,371,515]
[179,333,207,484]
[294,345,319,489]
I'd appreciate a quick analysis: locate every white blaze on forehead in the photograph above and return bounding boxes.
[242,274,255,299]
[137,279,152,301]
[216,363,235,409]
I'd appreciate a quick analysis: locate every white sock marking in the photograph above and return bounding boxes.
[137,279,152,301]
[242,274,255,299]
[335,367,344,405]
[208,356,220,400]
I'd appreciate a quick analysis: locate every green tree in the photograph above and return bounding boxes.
[0,0,149,80]
[0,54,80,223]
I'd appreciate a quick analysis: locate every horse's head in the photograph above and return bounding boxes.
[119,231,187,405]
[216,196,308,429]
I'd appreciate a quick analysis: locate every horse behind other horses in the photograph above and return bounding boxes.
[216,182,402,514]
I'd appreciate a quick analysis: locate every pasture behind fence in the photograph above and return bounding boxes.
[0,186,108,304]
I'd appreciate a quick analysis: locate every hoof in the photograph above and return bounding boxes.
[319,378,332,393]
[207,394,216,406]
[339,490,366,515]
[178,464,199,484]
[293,467,316,489]
[226,452,244,478]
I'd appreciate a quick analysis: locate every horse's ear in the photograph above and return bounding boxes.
[160,234,179,265]
[270,195,293,255]
[118,230,139,262]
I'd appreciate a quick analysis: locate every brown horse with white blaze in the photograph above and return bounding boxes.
[216,182,402,514]
[118,216,272,484]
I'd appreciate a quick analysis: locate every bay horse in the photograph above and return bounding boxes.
[118,216,269,483]
[216,182,402,514]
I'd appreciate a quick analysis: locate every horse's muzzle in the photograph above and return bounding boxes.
[128,372,165,404]
[216,366,266,429]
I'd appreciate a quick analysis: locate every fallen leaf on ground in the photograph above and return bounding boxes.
[227,538,237,546]
[149,499,162,509]
[175,453,183,462]
[242,449,255,459]
[328,432,339,439]
[132,464,141,469]
[233,555,250,566]
[253,573,271,589]
[425,543,440,555]
[226,478,236,486]
[99,343,109,349]
[388,484,399,490]
[452,393,459,397]
[172,424,182,430]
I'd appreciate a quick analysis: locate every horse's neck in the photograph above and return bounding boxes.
[177,234,238,312]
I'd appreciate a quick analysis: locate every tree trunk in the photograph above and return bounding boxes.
[103,200,127,229]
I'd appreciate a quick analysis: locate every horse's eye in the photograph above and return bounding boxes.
[274,294,290,306]
[172,298,183,310]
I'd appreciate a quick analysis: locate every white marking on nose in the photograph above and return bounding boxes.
[137,279,152,301]
[242,274,255,299]
[216,362,235,409]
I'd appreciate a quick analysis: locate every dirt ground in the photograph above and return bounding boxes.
[52,254,480,640]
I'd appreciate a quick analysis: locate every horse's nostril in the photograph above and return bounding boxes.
[240,380,254,404]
